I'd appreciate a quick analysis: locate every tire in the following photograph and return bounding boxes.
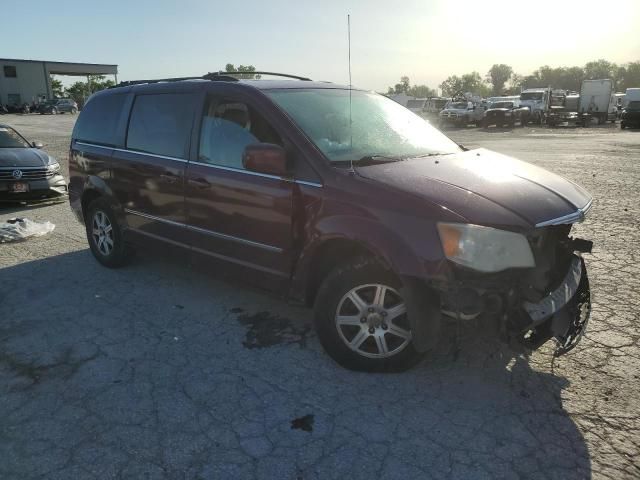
[51,108,57,115]
[621,122,626,129]
[71,107,78,114]
[314,257,424,372]
[85,197,133,268]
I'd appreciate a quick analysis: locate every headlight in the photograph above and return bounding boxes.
[437,223,535,272]
[46,161,60,173]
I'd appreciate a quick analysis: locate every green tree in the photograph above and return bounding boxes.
[386,76,411,94]
[224,64,261,79]
[50,77,64,97]
[460,71,490,96]
[504,73,524,94]
[407,84,436,98]
[616,61,640,90]
[487,64,513,95]
[439,75,463,96]
[584,59,617,80]
[65,75,115,106]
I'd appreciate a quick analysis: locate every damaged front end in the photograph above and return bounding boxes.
[433,224,593,356]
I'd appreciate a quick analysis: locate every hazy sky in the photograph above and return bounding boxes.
[5,0,639,91]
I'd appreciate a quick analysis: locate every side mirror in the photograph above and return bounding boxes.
[32,141,44,149]
[243,143,289,177]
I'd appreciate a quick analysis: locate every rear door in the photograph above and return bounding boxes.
[112,92,197,244]
[184,91,295,279]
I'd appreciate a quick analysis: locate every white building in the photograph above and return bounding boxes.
[0,58,118,106]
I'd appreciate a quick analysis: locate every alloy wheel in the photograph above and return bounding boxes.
[335,284,411,358]
[92,210,114,256]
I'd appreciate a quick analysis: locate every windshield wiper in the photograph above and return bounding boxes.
[409,152,456,158]
[353,155,403,165]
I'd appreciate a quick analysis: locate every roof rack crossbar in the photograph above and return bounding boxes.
[209,71,312,81]
[111,71,312,88]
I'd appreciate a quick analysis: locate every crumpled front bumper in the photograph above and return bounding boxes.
[517,255,591,356]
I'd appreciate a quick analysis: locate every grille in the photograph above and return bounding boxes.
[0,167,56,180]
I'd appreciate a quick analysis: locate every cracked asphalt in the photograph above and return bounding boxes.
[1,114,639,479]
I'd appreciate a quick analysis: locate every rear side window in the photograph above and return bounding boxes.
[73,93,126,146]
[127,93,194,159]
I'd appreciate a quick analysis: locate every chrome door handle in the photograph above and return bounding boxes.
[160,172,178,184]
[188,177,211,189]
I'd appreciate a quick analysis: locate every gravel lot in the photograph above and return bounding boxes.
[1,113,639,479]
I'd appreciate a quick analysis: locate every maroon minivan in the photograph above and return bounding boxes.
[69,73,593,371]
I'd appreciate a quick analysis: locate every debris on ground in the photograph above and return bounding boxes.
[235,311,310,349]
[0,218,55,243]
[291,414,314,432]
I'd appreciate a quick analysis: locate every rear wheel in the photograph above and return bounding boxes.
[51,107,58,115]
[85,198,133,268]
[314,257,423,372]
[71,107,78,114]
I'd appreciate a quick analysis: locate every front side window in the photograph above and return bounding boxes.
[198,98,282,169]
[490,102,514,109]
[127,93,195,158]
[0,127,30,148]
[266,89,460,163]
[520,92,544,101]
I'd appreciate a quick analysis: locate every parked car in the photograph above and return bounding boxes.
[0,124,67,202]
[438,100,484,127]
[620,100,640,129]
[69,74,594,371]
[38,98,78,115]
[483,100,530,127]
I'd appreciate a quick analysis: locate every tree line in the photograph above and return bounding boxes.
[387,59,640,98]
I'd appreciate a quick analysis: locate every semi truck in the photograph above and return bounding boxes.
[579,79,617,124]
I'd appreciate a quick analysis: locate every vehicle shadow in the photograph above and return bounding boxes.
[0,250,592,479]
[0,198,67,216]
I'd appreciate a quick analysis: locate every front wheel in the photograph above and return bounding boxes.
[85,198,133,268]
[51,108,58,115]
[71,107,78,114]
[314,257,423,371]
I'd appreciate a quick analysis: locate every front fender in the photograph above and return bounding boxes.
[290,213,451,301]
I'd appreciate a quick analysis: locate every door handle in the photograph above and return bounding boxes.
[160,172,179,184]
[188,177,211,189]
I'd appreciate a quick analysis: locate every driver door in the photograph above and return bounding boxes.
[184,93,295,280]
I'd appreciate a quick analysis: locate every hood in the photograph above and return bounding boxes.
[355,148,592,229]
[0,148,51,168]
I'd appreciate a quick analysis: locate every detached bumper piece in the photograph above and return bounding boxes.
[517,255,590,356]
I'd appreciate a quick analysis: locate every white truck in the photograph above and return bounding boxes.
[438,99,485,128]
[406,98,428,115]
[519,88,551,124]
[579,79,617,124]
[624,88,640,107]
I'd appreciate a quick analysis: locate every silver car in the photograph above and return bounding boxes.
[38,98,78,115]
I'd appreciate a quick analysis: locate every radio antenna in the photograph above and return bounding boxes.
[348,14,354,174]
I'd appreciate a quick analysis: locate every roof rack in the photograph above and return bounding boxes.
[214,71,312,81]
[112,71,311,88]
